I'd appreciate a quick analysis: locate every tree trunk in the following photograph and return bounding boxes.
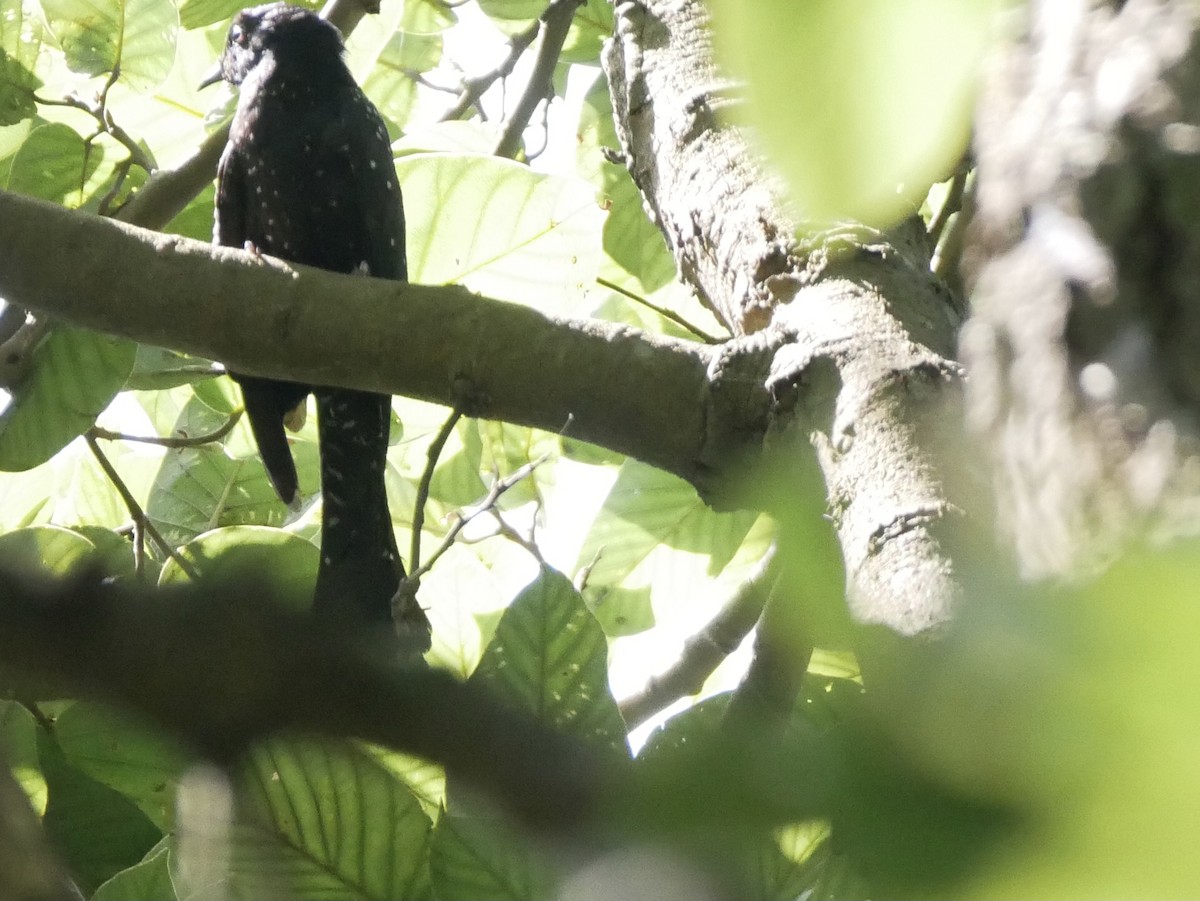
[605,0,966,635]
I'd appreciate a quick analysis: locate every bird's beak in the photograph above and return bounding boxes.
[198,62,224,90]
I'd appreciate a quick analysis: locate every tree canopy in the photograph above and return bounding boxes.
[3,0,1200,898]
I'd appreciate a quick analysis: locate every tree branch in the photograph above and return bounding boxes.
[604,0,967,634]
[493,0,585,159]
[619,545,777,729]
[0,189,723,488]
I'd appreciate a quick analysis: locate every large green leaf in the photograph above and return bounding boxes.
[145,383,319,547]
[38,0,178,92]
[0,523,97,573]
[158,525,318,611]
[55,702,187,831]
[470,567,627,750]
[38,728,163,896]
[6,121,102,205]
[398,154,603,314]
[430,814,558,901]
[710,0,996,226]
[0,324,136,471]
[350,0,455,129]
[231,738,433,900]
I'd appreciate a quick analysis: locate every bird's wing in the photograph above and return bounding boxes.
[214,143,304,507]
[318,98,407,281]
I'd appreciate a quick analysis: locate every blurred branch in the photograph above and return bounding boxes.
[494,0,585,158]
[0,565,613,829]
[620,546,778,729]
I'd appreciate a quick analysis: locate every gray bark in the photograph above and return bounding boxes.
[605,0,966,633]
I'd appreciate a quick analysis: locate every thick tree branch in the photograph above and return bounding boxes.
[604,0,966,634]
[0,189,726,487]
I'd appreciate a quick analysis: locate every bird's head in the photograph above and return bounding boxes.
[200,3,343,88]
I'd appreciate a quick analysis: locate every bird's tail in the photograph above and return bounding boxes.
[235,373,309,509]
[312,388,423,640]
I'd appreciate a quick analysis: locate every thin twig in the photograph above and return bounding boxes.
[931,174,976,295]
[596,276,723,344]
[440,18,542,122]
[33,91,157,174]
[926,166,968,247]
[407,454,549,584]
[486,508,546,563]
[619,545,779,729]
[91,409,243,449]
[493,0,585,159]
[84,432,200,580]
[409,407,463,574]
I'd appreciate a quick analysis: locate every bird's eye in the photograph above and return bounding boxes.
[230,22,248,46]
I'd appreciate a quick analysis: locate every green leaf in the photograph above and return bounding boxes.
[178,0,244,30]
[477,420,557,508]
[125,345,217,391]
[573,460,758,628]
[6,121,102,205]
[38,0,179,91]
[92,840,176,901]
[399,154,603,314]
[426,416,486,507]
[0,524,97,574]
[474,0,542,26]
[162,180,215,244]
[38,728,162,897]
[0,48,40,125]
[158,525,318,611]
[146,385,319,547]
[470,567,627,750]
[430,814,558,901]
[360,32,438,126]
[0,700,47,816]
[231,738,433,900]
[710,0,996,226]
[55,703,187,831]
[69,525,138,578]
[560,0,613,64]
[0,324,136,471]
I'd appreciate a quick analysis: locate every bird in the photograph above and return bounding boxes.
[204,2,428,649]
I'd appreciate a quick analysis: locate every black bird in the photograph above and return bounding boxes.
[205,3,426,643]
